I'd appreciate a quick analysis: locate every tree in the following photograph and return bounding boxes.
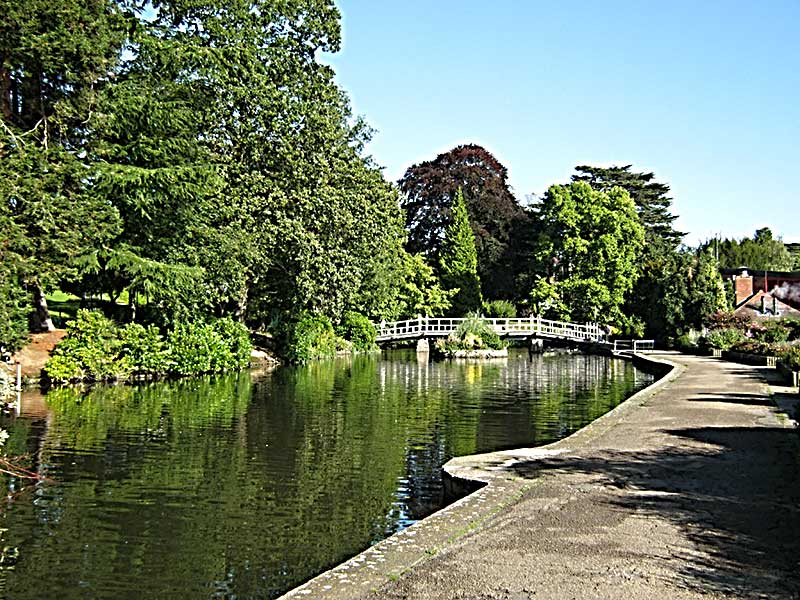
[398,144,523,298]
[687,248,728,325]
[439,189,482,315]
[530,182,644,327]
[714,228,794,271]
[572,165,684,250]
[0,0,125,330]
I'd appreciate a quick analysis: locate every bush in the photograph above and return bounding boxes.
[730,340,784,356]
[704,327,747,350]
[781,346,800,371]
[482,300,516,318]
[283,313,337,363]
[705,311,751,330]
[47,311,251,382]
[439,314,506,352]
[211,318,252,368]
[750,321,790,344]
[335,311,376,351]
[120,323,171,375]
[45,310,129,382]
[168,322,233,375]
[673,329,702,350]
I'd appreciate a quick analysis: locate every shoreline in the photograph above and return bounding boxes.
[278,351,678,599]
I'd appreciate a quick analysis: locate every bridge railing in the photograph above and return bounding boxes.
[612,339,655,353]
[376,316,606,343]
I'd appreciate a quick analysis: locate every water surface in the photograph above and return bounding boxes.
[0,349,654,599]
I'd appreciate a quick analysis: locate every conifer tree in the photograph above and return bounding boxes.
[439,189,482,315]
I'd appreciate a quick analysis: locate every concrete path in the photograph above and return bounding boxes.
[283,354,800,600]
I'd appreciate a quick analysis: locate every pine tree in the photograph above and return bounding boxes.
[439,189,482,315]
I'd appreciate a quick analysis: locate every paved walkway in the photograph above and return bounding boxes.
[283,354,800,600]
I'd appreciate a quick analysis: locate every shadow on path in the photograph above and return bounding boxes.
[511,427,800,598]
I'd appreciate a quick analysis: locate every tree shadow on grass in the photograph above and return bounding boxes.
[511,427,800,598]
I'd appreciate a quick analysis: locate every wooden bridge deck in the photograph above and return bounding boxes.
[375,317,605,344]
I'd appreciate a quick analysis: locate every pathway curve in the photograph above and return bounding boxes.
[282,354,800,600]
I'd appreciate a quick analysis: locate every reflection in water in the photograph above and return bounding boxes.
[0,349,654,599]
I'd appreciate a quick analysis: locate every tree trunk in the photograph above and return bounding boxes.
[30,286,55,332]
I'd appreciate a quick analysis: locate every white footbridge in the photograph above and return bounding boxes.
[375,316,606,345]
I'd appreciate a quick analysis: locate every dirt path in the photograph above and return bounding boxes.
[11,330,66,378]
[283,353,800,600]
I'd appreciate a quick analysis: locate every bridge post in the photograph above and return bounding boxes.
[416,338,430,353]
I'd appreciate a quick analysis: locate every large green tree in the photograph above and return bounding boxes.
[572,164,684,250]
[529,181,644,327]
[439,189,482,315]
[714,227,794,271]
[398,144,525,298]
[0,0,125,330]
[86,0,409,328]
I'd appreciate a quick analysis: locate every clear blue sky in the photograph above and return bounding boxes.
[323,0,799,245]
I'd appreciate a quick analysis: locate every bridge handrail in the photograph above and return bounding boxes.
[375,316,606,343]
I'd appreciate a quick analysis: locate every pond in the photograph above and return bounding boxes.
[0,349,655,599]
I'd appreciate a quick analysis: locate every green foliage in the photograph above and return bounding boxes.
[688,249,728,321]
[780,346,800,371]
[0,266,29,354]
[749,321,790,344]
[714,228,794,271]
[482,300,516,318]
[436,315,505,353]
[46,310,250,381]
[393,253,454,319]
[120,323,171,375]
[46,310,128,382]
[283,313,338,363]
[211,318,252,369]
[675,331,701,350]
[1,0,126,329]
[398,144,524,298]
[439,189,482,315]
[336,312,377,352]
[730,340,784,356]
[572,165,684,249]
[531,182,644,325]
[704,328,747,350]
[168,323,235,376]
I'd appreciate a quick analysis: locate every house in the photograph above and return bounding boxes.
[721,267,800,319]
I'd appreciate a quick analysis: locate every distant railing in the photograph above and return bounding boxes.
[612,339,655,353]
[375,316,605,344]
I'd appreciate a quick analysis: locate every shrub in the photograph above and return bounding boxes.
[674,330,701,350]
[283,313,337,363]
[335,311,376,351]
[750,321,790,344]
[780,346,800,371]
[782,318,800,341]
[45,310,129,382]
[168,322,233,375]
[482,300,517,318]
[120,323,171,375]
[211,318,252,368]
[730,340,784,356]
[705,311,751,330]
[704,327,747,350]
[444,314,506,351]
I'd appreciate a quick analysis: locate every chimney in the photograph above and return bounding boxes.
[761,295,766,314]
[735,270,753,307]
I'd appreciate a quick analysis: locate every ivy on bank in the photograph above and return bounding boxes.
[45,310,252,383]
